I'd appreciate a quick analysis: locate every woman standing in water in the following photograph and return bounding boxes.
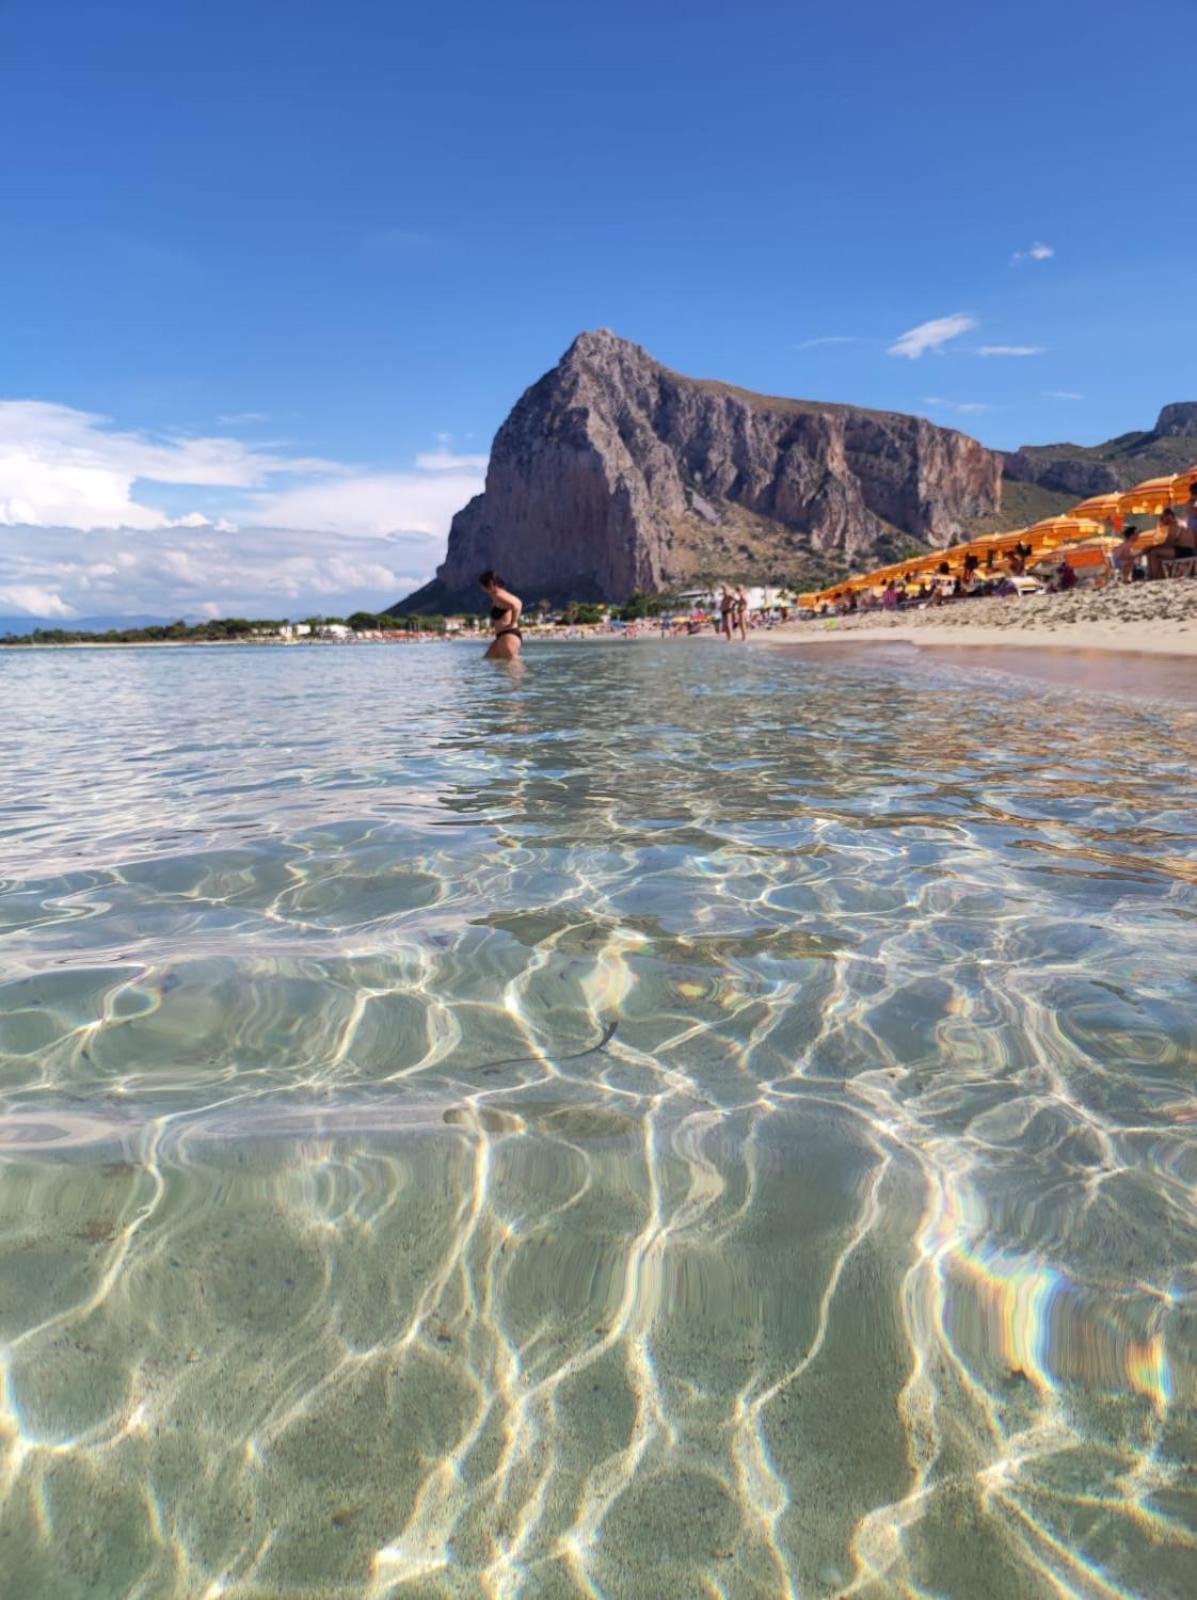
[480,570,523,660]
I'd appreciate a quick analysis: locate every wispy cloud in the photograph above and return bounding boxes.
[0,401,342,531]
[1011,242,1054,265]
[924,396,992,415]
[794,335,867,351]
[979,345,1045,357]
[888,313,977,359]
[414,448,490,472]
[1045,390,1085,400]
[0,400,488,579]
[249,469,484,539]
[217,411,270,425]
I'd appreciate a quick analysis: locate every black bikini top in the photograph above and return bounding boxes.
[490,605,506,620]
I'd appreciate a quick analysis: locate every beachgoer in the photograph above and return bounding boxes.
[1111,525,1138,584]
[1147,508,1188,579]
[1055,557,1078,592]
[734,586,748,640]
[479,569,523,660]
[719,587,734,640]
[1179,484,1197,549]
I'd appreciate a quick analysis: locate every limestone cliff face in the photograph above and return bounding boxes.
[393,330,1003,610]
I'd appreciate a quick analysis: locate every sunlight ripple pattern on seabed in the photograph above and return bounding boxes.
[0,640,1194,1599]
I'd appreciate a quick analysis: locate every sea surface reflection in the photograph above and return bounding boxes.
[1,639,1195,1598]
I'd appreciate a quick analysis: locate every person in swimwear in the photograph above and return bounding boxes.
[479,569,523,660]
[734,585,749,640]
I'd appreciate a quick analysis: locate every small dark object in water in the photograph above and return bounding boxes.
[475,1018,617,1076]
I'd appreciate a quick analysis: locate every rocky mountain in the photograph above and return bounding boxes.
[392,331,1003,611]
[391,332,1197,612]
[1004,403,1197,498]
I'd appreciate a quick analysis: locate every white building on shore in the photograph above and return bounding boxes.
[671,584,788,613]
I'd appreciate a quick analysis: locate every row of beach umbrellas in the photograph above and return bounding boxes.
[799,464,1197,608]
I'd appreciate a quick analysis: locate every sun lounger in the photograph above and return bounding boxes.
[1163,557,1197,579]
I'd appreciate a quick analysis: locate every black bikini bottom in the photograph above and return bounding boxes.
[494,627,523,642]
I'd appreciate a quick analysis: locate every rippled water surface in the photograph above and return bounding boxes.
[1,639,1195,1599]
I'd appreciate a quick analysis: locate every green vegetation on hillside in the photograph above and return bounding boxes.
[1012,431,1197,488]
[961,480,1077,538]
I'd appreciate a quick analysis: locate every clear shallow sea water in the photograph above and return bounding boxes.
[0,638,1195,1600]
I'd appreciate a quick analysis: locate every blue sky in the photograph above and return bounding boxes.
[1,0,1194,618]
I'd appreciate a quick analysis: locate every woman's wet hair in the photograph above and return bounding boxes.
[479,570,503,589]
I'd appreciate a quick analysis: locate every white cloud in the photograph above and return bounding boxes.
[0,523,437,619]
[888,314,977,359]
[0,395,487,530]
[413,448,490,472]
[923,397,992,415]
[0,584,78,619]
[251,469,484,538]
[1045,390,1085,400]
[979,345,1045,357]
[0,400,341,530]
[1012,242,1054,264]
[217,411,270,425]
[794,335,866,351]
[0,398,490,616]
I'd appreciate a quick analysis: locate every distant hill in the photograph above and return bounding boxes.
[0,614,173,637]
[1003,403,1197,498]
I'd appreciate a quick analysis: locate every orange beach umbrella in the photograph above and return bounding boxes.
[1071,492,1124,522]
[1025,515,1105,546]
[1118,475,1187,516]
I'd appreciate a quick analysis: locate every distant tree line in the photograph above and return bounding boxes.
[0,612,469,646]
[0,617,293,646]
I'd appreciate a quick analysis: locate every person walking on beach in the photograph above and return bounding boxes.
[734,586,748,640]
[719,587,734,640]
[479,570,523,660]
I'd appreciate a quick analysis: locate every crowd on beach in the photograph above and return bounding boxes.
[812,481,1197,620]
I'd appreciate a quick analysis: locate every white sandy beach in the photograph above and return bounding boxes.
[754,581,1197,659]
